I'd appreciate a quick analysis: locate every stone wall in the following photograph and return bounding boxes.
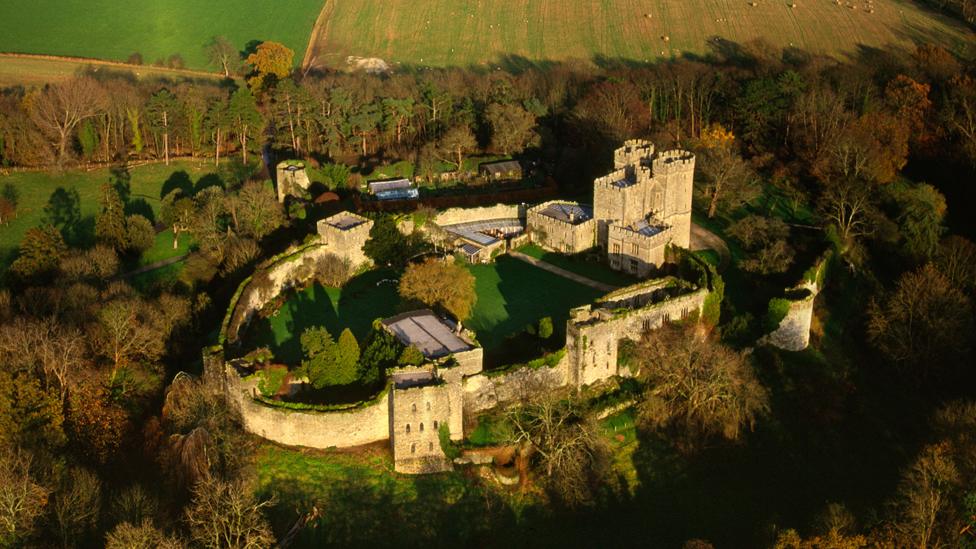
[762,290,816,351]
[222,362,392,449]
[566,288,707,387]
[390,383,456,474]
[433,203,525,227]
[461,356,570,418]
[225,244,336,345]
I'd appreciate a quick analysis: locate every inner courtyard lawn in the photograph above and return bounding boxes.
[244,255,604,364]
[515,243,638,288]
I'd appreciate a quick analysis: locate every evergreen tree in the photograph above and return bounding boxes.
[299,327,339,389]
[95,184,129,251]
[335,329,360,385]
[10,225,66,281]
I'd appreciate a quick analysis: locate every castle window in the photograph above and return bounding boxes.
[411,443,416,454]
[630,243,639,256]
[412,403,416,412]
[611,243,621,255]
[433,420,439,429]
[629,258,639,273]
[429,442,434,451]
[405,424,410,434]
[426,402,431,411]
[419,423,424,432]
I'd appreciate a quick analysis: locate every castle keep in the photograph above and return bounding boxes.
[527,140,695,277]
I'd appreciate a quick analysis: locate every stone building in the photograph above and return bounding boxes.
[480,160,523,181]
[275,160,312,203]
[381,310,483,473]
[316,211,373,269]
[526,201,596,254]
[523,140,695,275]
[593,140,695,275]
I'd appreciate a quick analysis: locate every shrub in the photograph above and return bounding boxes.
[257,366,288,397]
[538,316,554,340]
[765,298,792,333]
[126,214,155,253]
[438,423,461,460]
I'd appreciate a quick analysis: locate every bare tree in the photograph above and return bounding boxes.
[0,447,49,547]
[636,323,768,445]
[106,519,185,549]
[29,77,105,164]
[892,444,960,549]
[206,36,240,78]
[185,476,275,549]
[51,467,102,548]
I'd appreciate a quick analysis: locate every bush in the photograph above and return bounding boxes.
[765,298,792,333]
[257,366,288,397]
[538,316,554,340]
[126,214,155,253]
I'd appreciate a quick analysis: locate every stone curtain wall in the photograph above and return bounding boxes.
[224,244,335,345]
[461,357,570,417]
[391,383,456,473]
[763,292,816,351]
[566,289,708,387]
[433,203,525,227]
[221,362,392,448]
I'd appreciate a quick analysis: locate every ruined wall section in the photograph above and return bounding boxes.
[566,288,707,387]
[461,356,570,419]
[763,291,817,351]
[391,383,456,474]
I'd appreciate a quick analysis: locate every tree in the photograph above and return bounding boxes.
[336,329,361,385]
[0,446,49,547]
[538,317,554,340]
[728,215,794,274]
[160,190,195,249]
[892,444,960,549]
[506,393,609,507]
[95,183,129,251]
[867,264,974,377]
[300,327,341,389]
[226,180,283,240]
[358,322,402,385]
[0,184,19,225]
[245,41,294,92]
[485,102,538,155]
[399,258,476,324]
[636,323,768,444]
[206,36,240,77]
[382,97,415,145]
[363,216,426,269]
[43,187,82,243]
[888,183,946,262]
[10,225,66,281]
[51,467,102,547]
[146,89,179,165]
[697,125,760,218]
[228,88,262,164]
[29,77,105,164]
[205,97,231,167]
[126,214,156,253]
[934,236,976,299]
[437,125,477,172]
[106,520,184,549]
[818,178,877,260]
[185,476,275,549]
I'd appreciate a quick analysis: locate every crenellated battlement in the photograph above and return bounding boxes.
[614,139,655,170]
[652,149,696,174]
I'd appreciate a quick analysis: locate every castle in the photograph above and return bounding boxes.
[527,139,695,277]
[209,140,708,475]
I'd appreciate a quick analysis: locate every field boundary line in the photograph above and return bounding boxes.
[0,52,224,80]
[302,0,336,72]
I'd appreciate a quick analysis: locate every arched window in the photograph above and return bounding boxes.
[433,420,439,429]
[419,423,424,432]
[405,424,410,434]
[426,402,431,411]
[428,442,433,451]
[411,443,416,454]
[412,403,416,412]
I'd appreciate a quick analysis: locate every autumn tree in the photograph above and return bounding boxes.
[728,215,794,274]
[399,258,477,324]
[892,444,960,549]
[29,77,105,164]
[51,467,102,547]
[696,124,760,218]
[0,446,50,547]
[106,520,184,549]
[867,264,974,377]
[245,41,294,92]
[934,236,976,299]
[636,323,768,445]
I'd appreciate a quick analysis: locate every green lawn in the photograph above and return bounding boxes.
[0,160,217,277]
[254,444,528,548]
[0,0,323,71]
[244,256,603,363]
[309,0,972,69]
[516,243,638,288]
[243,270,402,364]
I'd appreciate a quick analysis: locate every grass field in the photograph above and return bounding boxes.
[0,0,323,71]
[0,54,226,87]
[245,255,603,362]
[516,243,638,287]
[0,160,218,276]
[308,0,972,69]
